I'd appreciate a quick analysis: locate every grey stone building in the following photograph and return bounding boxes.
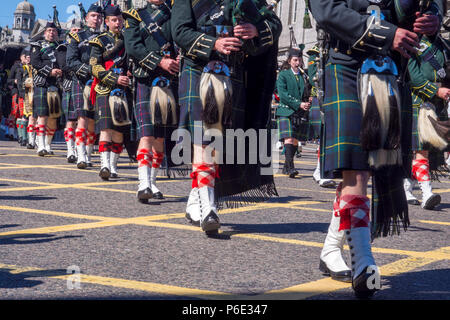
[0,0,36,48]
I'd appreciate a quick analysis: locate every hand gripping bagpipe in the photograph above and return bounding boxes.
[395,0,450,151]
[357,0,441,168]
[200,0,281,134]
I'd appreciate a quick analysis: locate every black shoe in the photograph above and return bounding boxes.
[152,191,164,199]
[110,173,118,178]
[87,162,93,167]
[352,266,380,299]
[18,137,22,145]
[99,167,110,180]
[21,141,27,147]
[77,161,87,169]
[47,150,54,155]
[319,259,352,283]
[38,149,48,157]
[137,188,153,203]
[68,155,77,163]
[185,212,200,227]
[26,143,35,149]
[201,211,220,233]
[422,194,441,210]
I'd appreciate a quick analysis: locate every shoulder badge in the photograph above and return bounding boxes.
[69,31,81,43]
[123,8,142,22]
[89,36,103,48]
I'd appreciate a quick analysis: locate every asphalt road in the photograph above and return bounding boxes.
[0,139,449,303]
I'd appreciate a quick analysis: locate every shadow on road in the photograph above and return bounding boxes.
[0,268,68,289]
[0,195,57,201]
[0,234,83,245]
[221,222,328,237]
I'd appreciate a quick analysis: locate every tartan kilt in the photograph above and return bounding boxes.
[321,64,369,179]
[32,86,49,117]
[135,80,177,140]
[94,93,130,134]
[72,79,95,120]
[178,65,246,145]
[308,96,321,139]
[61,90,78,122]
[276,114,307,141]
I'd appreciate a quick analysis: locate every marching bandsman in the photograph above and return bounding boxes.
[310,0,441,298]
[172,0,281,234]
[67,4,104,169]
[7,57,22,142]
[123,0,180,202]
[403,33,450,210]
[59,23,82,163]
[276,47,311,178]
[89,5,131,180]
[10,51,30,146]
[30,21,63,156]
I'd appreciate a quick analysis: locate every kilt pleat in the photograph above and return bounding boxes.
[95,93,130,134]
[308,97,321,139]
[321,63,369,179]
[72,80,95,120]
[135,81,177,139]
[32,87,49,117]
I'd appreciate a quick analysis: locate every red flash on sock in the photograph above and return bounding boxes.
[99,141,112,153]
[336,194,370,231]
[152,152,164,168]
[75,128,86,145]
[111,143,123,154]
[137,149,152,167]
[412,159,431,182]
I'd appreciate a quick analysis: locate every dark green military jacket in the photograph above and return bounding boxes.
[408,35,446,105]
[275,68,306,117]
[171,0,282,70]
[89,31,128,95]
[123,3,175,81]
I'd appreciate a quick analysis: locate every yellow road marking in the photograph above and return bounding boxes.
[418,220,450,226]
[0,263,230,300]
[247,246,450,300]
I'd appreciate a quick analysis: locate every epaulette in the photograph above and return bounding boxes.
[69,31,80,43]
[89,36,103,48]
[123,8,142,22]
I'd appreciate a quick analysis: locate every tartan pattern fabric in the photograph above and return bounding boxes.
[135,81,177,139]
[308,96,321,139]
[95,94,130,134]
[137,149,152,168]
[46,127,56,137]
[178,65,246,144]
[72,80,95,119]
[321,64,369,179]
[64,128,75,142]
[11,95,24,118]
[412,158,431,182]
[277,116,306,141]
[152,151,164,168]
[36,124,45,136]
[336,194,371,231]
[27,124,35,133]
[87,131,96,146]
[99,141,112,153]
[76,128,86,145]
[411,94,423,151]
[61,90,78,122]
[33,87,49,117]
[191,163,217,188]
[111,142,123,154]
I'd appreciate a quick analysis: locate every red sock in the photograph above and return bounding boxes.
[99,141,112,153]
[336,194,370,231]
[111,142,123,155]
[412,159,430,182]
[75,128,86,146]
[152,151,164,169]
[137,149,152,168]
[191,163,217,189]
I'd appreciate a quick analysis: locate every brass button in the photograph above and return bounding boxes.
[347,49,352,55]
[334,47,339,53]
[360,40,364,46]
